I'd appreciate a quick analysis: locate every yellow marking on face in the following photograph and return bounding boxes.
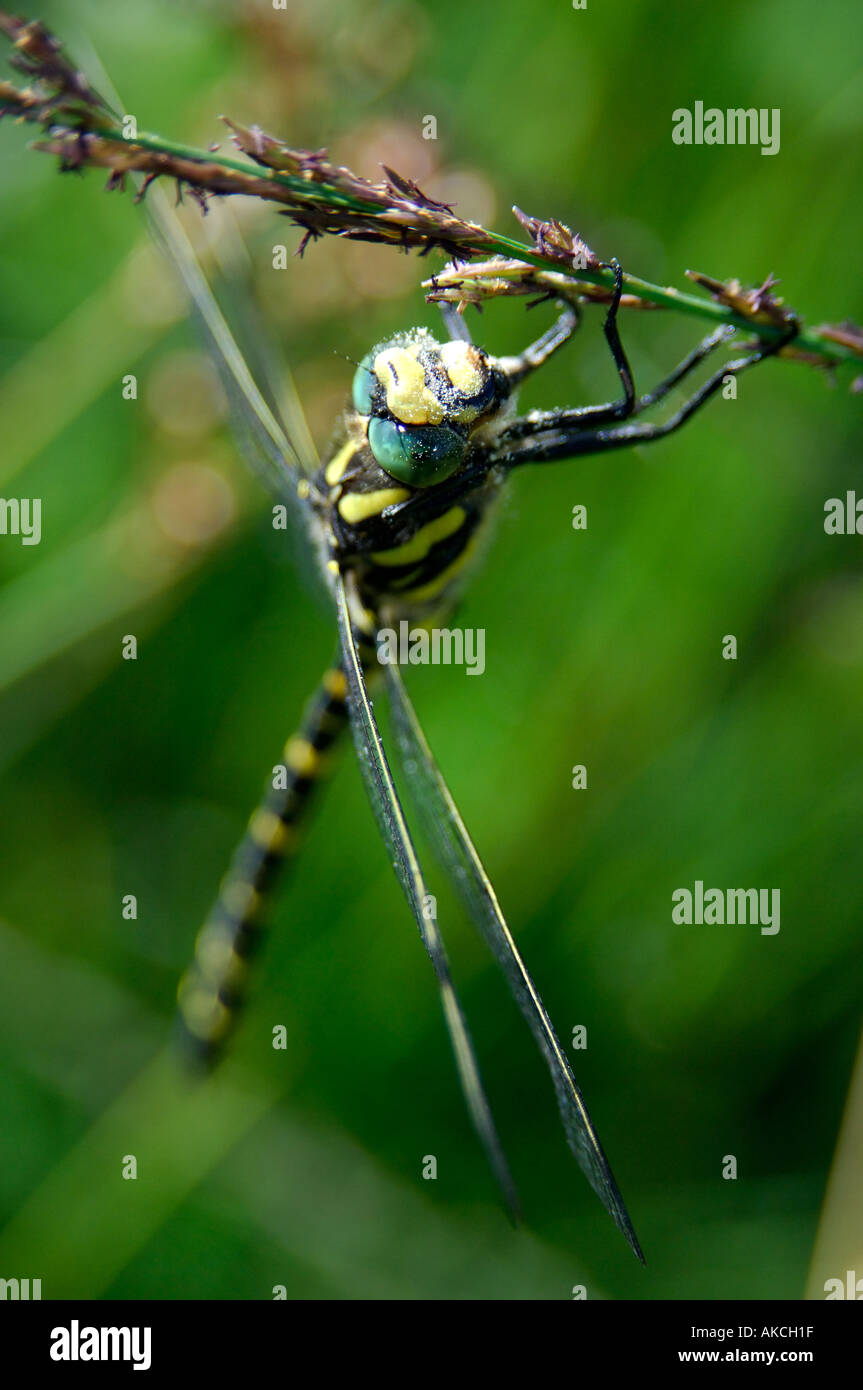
[283,736,321,778]
[375,347,444,425]
[440,342,490,423]
[338,487,410,525]
[394,535,478,603]
[440,342,486,396]
[221,878,262,923]
[297,478,311,500]
[370,506,466,567]
[177,980,232,1042]
[248,807,296,857]
[325,438,359,487]
[322,667,347,701]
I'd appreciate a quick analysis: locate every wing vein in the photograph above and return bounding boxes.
[384,662,644,1261]
[145,183,314,496]
[334,574,520,1221]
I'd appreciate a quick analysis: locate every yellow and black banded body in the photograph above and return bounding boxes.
[177,329,514,1064]
[175,664,353,1064]
[316,328,515,620]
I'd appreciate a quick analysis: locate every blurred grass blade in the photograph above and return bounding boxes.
[806,1029,863,1298]
[0,242,172,489]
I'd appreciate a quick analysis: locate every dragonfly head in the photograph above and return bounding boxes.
[351,329,499,487]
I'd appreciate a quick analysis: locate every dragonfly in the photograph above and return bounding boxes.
[138,178,796,1266]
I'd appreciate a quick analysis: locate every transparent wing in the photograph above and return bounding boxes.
[80,37,317,501]
[145,181,318,505]
[384,662,644,1261]
[334,573,520,1222]
[204,204,320,479]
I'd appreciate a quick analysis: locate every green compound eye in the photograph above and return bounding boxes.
[351,355,377,416]
[367,417,466,487]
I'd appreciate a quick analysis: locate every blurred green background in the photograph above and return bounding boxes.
[0,0,861,1300]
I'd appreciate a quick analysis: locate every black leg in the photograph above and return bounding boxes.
[495,304,580,387]
[498,321,798,468]
[597,257,636,418]
[502,259,636,435]
[634,323,734,411]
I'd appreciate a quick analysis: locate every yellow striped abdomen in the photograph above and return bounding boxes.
[175,664,350,1067]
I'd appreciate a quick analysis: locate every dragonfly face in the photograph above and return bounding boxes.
[318,328,513,618]
[352,328,504,483]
